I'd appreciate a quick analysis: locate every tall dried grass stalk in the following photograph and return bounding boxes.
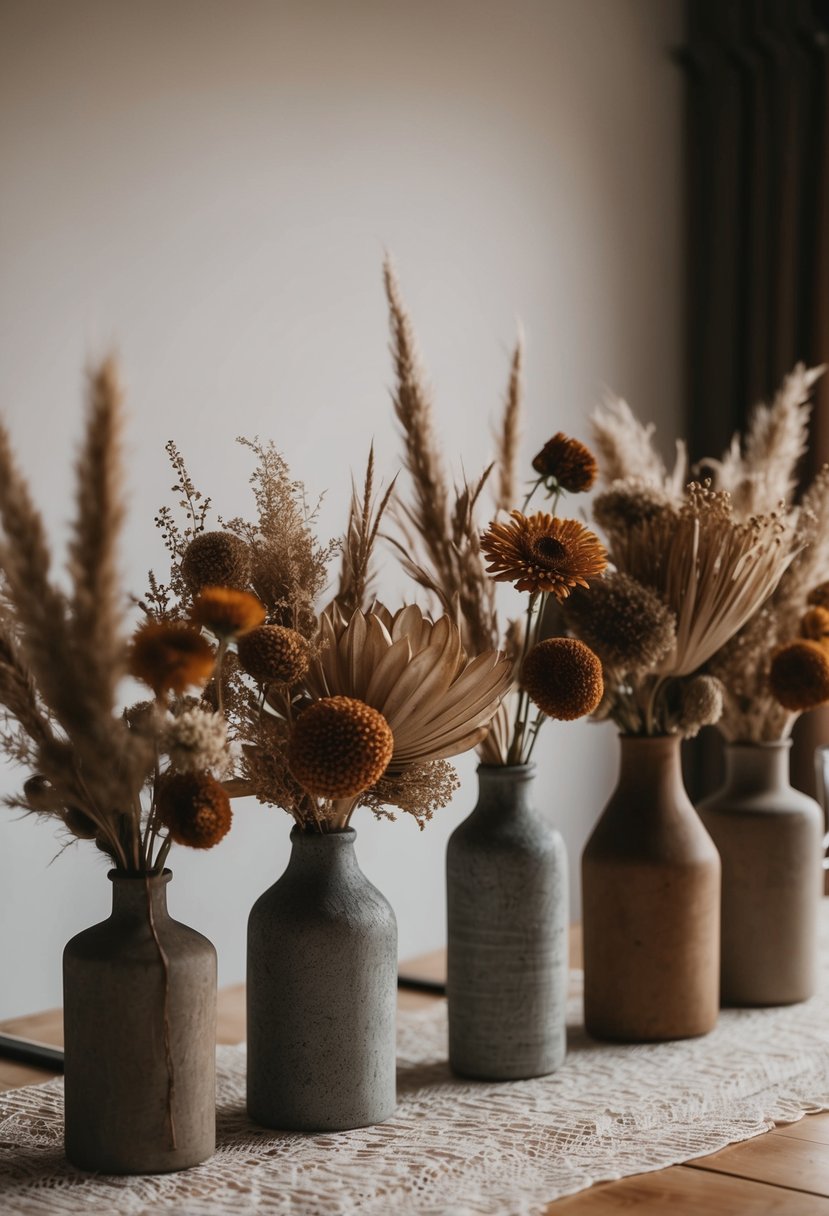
[336,444,397,616]
[494,336,523,514]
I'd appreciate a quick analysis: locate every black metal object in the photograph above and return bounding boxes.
[0,1033,64,1072]
[397,974,446,996]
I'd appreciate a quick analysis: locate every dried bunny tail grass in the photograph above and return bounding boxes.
[336,443,397,617]
[68,357,127,713]
[772,465,829,629]
[494,333,523,514]
[705,363,824,517]
[677,675,724,738]
[613,483,800,677]
[590,395,687,495]
[383,255,451,577]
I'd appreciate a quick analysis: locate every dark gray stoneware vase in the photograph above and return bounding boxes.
[247,826,397,1131]
[63,869,217,1174]
[698,740,823,1006]
[446,764,568,1080]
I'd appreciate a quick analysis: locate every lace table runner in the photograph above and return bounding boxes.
[4,917,829,1215]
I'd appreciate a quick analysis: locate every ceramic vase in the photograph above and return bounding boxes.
[698,739,823,1005]
[446,764,568,1080]
[247,826,397,1131]
[582,734,720,1042]
[63,869,217,1174]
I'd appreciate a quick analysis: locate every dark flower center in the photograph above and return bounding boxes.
[531,535,567,565]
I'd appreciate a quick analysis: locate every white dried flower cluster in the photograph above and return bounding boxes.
[165,707,229,775]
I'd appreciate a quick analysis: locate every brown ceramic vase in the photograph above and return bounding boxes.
[698,740,823,1006]
[63,870,217,1174]
[582,734,721,1042]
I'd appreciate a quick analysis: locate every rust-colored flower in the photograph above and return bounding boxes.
[288,696,394,799]
[768,640,829,712]
[191,586,266,638]
[481,511,607,599]
[531,432,598,493]
[237,624,310,685]
[129,622,215,695]
[156,771,232,848]
[520,637,604,720]
[801,605,829,643]
[181,530,251,593]
[807,581,829,611]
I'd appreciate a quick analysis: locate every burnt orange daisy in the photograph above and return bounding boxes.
[288,696,394,799]
[129,622,216,695]
[520,637,604,720]
[156,771,232,848]
[191,586,266,638]
[531,432,598,493]
[480,511,607,599]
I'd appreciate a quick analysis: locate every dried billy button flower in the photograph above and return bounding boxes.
[531,432,598,493]
[237,624,310,684]
[801,605,829,642]
[520,637,604,720]
[481,511,607,600]
[191,586,266,638]
[181,530,252,593]
[129,622,216,695]
[288,696,394,798]
[678,675,724,738]
[807,581,829,610]
[564,573,676,674]
[156,771,232,848]
[768,640,829,711]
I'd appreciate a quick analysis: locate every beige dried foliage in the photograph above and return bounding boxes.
[336,444,397,617]
[590,395,687,496]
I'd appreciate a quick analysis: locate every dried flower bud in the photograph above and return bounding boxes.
[23,775,62,812]
[520,637,604,720]
[63,807,98,839]
[191,586,266,638]
[678,675,723,738]
[165,707,228,774]
[800,606,829,643]
[237,624,310,685]
[769,640,829,712]
[129,622,216,695]
[181,530,251,593]
[564,573,676,675]
[288,696,394,799]
[156,771,232,848]
[531,432,598,493]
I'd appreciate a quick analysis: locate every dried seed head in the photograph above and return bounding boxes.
[181,530,252,593]
[237,624,310,685]
[156,771,232,848]
[769,640,829,712]
[800,605,829,642]
[520,637,604,720]
[288,696,394,798]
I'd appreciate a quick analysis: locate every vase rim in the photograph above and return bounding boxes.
[107,868,172,884]
[289,825,357,842]
[476,762,536,776]
[724,738,792,751]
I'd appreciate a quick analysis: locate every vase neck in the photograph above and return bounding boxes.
[614,735,690,812]
[722,741,792,795]
[286,827,361,879]
[472,765,536,822]
[108,870,171,924]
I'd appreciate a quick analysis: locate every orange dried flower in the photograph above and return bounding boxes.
[191,586,266,638]
[768,640,829,712]
[531,432,598,493]
[481,511,607,599]
[129,622,215,695]
[801,605,829,643]
[181,530,251,593]
[237,624,310,684]
[807,582,829,611]
[288,696,394,799]
[156,771,232,848]
[520,637,604,720]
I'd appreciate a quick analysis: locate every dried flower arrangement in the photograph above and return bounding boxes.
[570,378,808,738]
[146,439,511,832]
[0,360,233,873]
[383,258,606,764]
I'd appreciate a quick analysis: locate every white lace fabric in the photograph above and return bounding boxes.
[4,911,829,1216]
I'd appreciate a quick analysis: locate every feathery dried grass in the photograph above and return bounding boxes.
[591,395,687,495]
[494,336,523,514]
[336,444,397,616]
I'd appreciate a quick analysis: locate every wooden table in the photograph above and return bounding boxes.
[2,937,828,1215]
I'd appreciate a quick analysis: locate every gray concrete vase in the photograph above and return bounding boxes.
[247,826,397,1131]
[698,740,823,1006]
[63,869,217,1174]
[447,764,569,1080]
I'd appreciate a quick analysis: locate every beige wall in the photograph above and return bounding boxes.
[0,0,683,1017]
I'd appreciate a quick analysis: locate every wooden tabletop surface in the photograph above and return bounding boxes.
[2,934,828,1215]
